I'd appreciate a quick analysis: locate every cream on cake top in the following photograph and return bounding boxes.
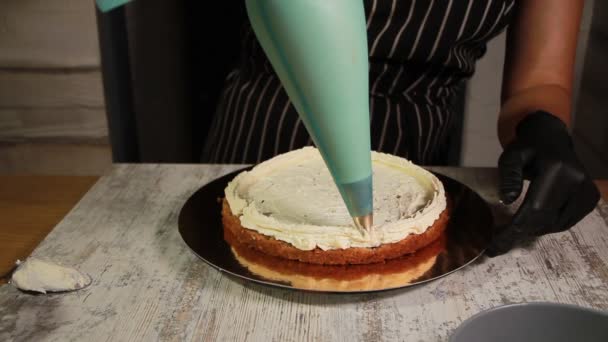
[225,147,446,251]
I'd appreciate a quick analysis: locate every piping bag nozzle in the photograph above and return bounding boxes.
[340,175,374,231]
[354,214,373,231]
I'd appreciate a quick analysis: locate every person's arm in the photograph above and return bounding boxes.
[489,0,600,256]
[498,0,583,146]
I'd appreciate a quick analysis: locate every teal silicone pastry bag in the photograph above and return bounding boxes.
[95,0,132,12]
[246,0,373,226]
[96,0,374,226]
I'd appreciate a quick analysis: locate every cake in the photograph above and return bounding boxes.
[222,147,449,265]
[225,227,447,291]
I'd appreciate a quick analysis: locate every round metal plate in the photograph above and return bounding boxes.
[178,168,493,293]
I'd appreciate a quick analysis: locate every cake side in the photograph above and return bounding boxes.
[222,199,449,265]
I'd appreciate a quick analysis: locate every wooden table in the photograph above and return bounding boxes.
[0,175,98,282]
[0,165,607,341]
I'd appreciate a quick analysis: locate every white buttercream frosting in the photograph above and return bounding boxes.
[11,258,91,294]
[225,147,446,251]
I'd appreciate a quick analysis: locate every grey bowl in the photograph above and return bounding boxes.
[450,302,608,342]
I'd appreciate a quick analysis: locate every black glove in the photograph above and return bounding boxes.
[487,111,600,256]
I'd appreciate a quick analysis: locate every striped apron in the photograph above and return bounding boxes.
[201,0,515,165]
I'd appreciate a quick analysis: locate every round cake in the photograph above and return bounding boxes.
[222,147,449,265]
[225,226,447,291]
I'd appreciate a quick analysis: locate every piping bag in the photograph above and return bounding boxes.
[95,0,132,12]
[96,0,374,230]
[245,0,373,230]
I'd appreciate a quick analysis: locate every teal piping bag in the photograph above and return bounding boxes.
[246,0,373,230]
[96,0,133,12]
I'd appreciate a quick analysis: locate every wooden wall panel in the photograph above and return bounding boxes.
[0,0,99,68]
[0,142,111,175]
[593,0,608,36]
[0,108,107,141]
[0,71,104,108]
[0,1,109,175]
[573,0,608,178]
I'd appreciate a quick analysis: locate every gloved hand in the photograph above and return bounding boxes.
[488,111,600,256]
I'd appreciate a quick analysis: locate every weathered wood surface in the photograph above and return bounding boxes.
[0,165,606,341]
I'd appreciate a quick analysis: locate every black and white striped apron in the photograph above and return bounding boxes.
[201,0,515,165]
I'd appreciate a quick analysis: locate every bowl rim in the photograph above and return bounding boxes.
[450,302,608,341]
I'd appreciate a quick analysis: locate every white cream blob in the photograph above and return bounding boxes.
[11,258,91,294]
[225,147,446,251]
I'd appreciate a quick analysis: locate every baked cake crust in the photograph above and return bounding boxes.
[226,226,447,279]
[222,199,450,265]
